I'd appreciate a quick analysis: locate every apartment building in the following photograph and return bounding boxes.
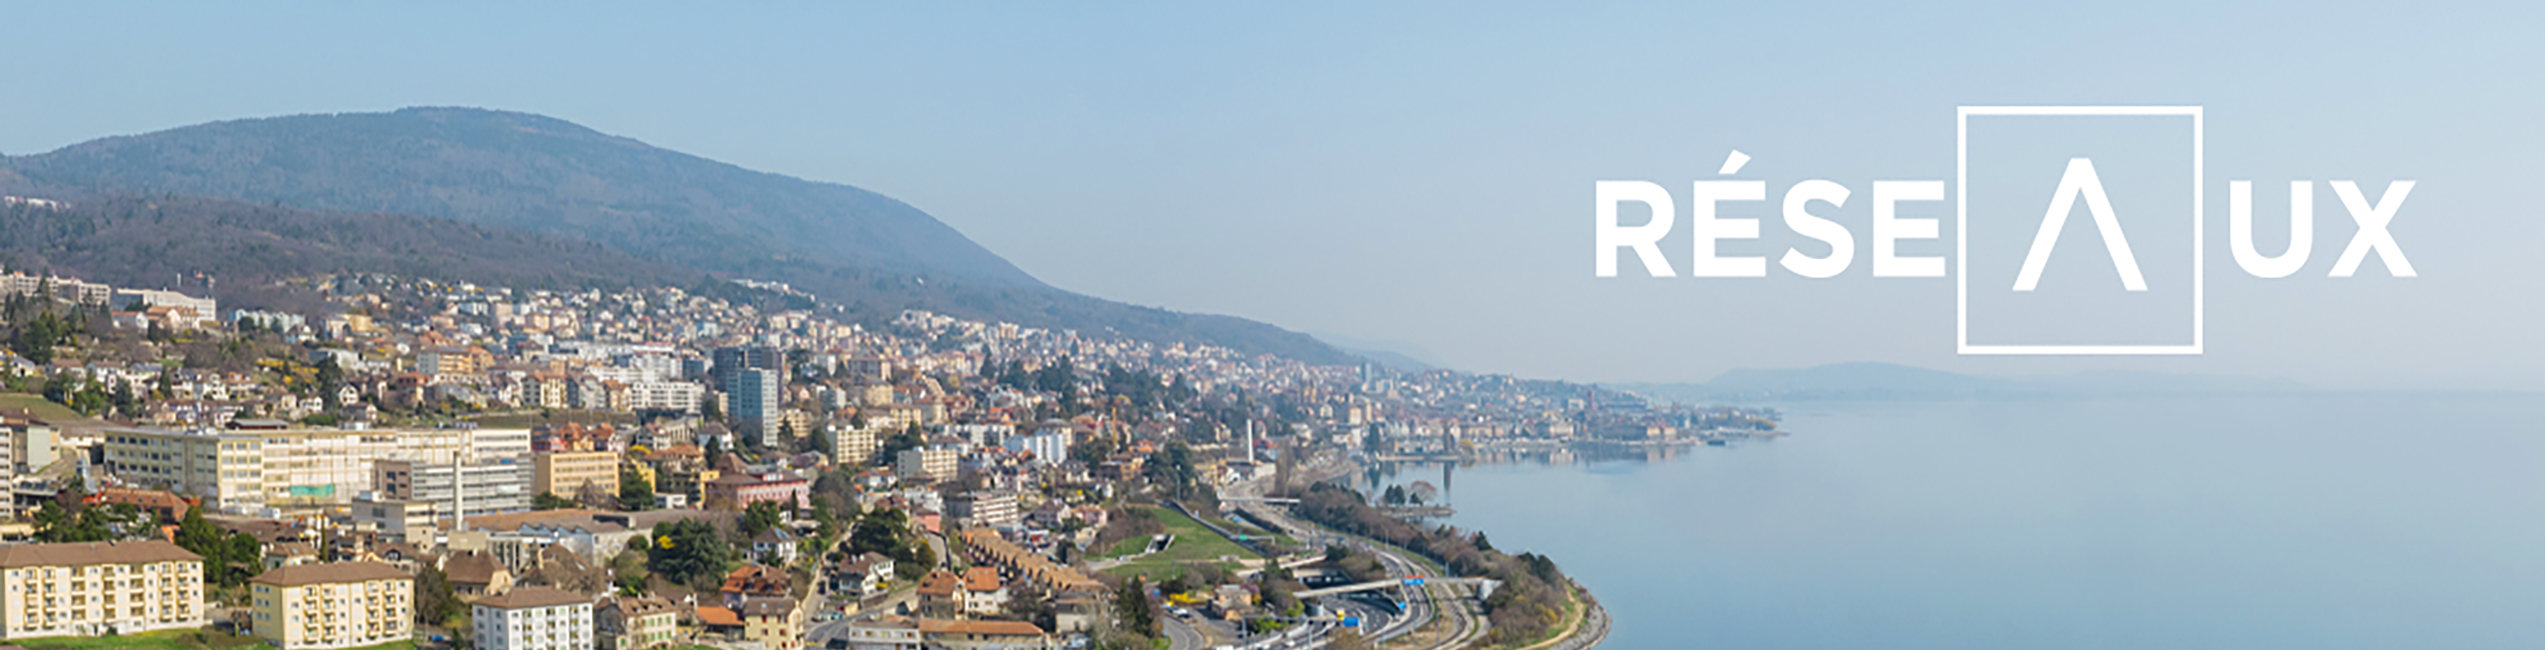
[945,492,1019,529]
[595,594,676,650]
[0,540,206,638]
[0,409,51,474]
[895,445,961,483]
[831,425,880,466]
[247,562,414,650]
[739,597,803,650]
[375,460,532,518]
[701,472,810,511]
[107,426,533,516]
[626,381,704,414]
[351,496,437,543]
[533,451,619,498]
[100,427,265,514]
[473,586,595,650]
[724,368,782,444]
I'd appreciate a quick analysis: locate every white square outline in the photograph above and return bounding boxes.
[1957,105,2203,355]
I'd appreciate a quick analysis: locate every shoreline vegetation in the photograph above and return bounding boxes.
[1288,482,1582,647]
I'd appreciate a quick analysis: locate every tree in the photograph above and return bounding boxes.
[416,564,463,627]
[742,501,785,540]
[532,492,578,510]
[610,548,651,595]
[879,424,923,465]
[618,465,656,511]
[647,519,737,589]
[314,357,345,410]
[173,505,262,588]
[1115,576,1158,638]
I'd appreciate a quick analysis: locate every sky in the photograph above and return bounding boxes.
[2,2,2538,390]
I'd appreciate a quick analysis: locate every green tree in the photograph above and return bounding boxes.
[416,564,463,627]
[618,465,656,511]
[1116,576,1158,638]
[646,518,737,589]
[742,501,785,539]
[532,492,578,510]
[610,548,651,595]
[878,424,924,465]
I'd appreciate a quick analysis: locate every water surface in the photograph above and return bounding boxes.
[1413,394,2545,650]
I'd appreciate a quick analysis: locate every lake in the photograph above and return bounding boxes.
[1377,394,2545,649]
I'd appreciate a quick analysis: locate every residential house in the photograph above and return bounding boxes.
[595,594,676,650]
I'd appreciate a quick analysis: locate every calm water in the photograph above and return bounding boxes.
[1396,394,2545,650]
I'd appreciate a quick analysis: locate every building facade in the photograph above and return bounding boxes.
[702,472,811,511]
[375,460,533,519]
[895,445,960,483]
[533,451,619,498]
[596,594,676,650]
[724,368,782,444]
[472,586,595,650]
[0,540,205,638]
[247,562,414,650]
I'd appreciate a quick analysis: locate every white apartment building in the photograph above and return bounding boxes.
[105,426,531,516]
[473,586,594,650]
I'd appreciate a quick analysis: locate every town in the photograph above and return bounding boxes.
[0,266,1774,650]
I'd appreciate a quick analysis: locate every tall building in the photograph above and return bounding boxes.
[247,562,414,650]
[374,460,532,519]
[724,368,782,445]
[473,586,594,650]
[0,540,206,638]
[710,345,786,390]
[1001,432,1068,466]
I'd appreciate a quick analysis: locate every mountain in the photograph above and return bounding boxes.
[0,108,1352,363]
[1612,362,2308,402]
[3,107,1034,287]
[0,194,705,315]
[1310,331,1447,372]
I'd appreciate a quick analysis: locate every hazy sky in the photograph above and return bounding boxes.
[3,3,2537,390]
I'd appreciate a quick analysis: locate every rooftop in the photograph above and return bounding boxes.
[252,561,411,586]
[0,540,201,567]
[474,585,589,610]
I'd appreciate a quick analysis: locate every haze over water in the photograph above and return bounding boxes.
[1401,394,2545,650]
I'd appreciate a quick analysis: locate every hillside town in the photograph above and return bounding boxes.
[0,267,1768,650]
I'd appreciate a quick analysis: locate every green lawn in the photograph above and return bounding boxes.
[10,629,413,650]
[0,392,85,421]
[1100,506,1262,581]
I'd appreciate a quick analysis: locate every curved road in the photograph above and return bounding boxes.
[1224,457,1487,650]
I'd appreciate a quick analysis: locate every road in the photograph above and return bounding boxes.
[804,528,947,647]
[1164,614,1209,650]
[1221,453,1487,650]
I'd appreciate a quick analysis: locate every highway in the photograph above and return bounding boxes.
[1221,454,1488,650]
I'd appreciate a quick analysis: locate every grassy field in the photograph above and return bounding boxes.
[10,628,416,650]
[0,392,85,421]
[1099,505,1262,582]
